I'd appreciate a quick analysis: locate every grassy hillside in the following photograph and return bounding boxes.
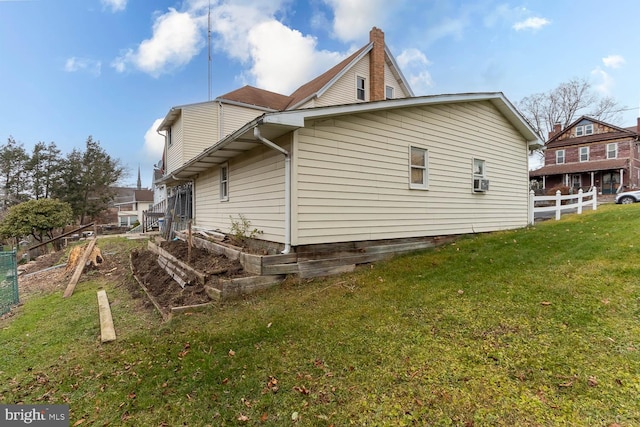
[1,204,640,426]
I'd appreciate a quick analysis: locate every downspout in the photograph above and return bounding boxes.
[253,127,291,254]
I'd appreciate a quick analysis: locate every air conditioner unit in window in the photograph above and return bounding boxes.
[473,178,490,192]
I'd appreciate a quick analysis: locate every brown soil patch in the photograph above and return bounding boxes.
[130,239,246,311]
[10,238,245,320]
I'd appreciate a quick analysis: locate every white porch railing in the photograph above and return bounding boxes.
[529,187,598,225]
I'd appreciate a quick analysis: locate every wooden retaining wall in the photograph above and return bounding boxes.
[174,231,453,278]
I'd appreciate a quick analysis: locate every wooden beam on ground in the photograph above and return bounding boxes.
[63,237,98,298]
[97,290,116,343]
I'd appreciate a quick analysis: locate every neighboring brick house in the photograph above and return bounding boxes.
[530,116,640,194]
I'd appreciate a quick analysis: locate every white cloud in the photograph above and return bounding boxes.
[64,57,102,76]
[246,20,343,94]
[592,68,614,95]
[603,54,625,69]
[143,118,165,160]
[209,1,283,63]
[323,0,387,42]
[112,8,205,77]
[113,0,384,94]
[397,48,433,95]
[101,0,127,13]
[513,16,550,31]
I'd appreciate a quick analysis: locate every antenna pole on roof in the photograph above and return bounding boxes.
[208,0,212,101]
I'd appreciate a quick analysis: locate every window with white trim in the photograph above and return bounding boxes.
[409,146,428,189]
[576,124,594,136]
[167,127,172,146]
[607,143,618,159]
[579,146,589,162]
[556,149,565,164]
[220,163,229,201]
[356,76,366,101]
[385,85,394,100]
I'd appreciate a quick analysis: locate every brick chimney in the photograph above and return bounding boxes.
[548,122,562,140]
[369,27,385,102]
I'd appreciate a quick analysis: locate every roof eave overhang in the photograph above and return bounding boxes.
[157,116,302,184]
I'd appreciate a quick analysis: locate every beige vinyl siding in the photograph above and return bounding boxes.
[221,104,265,137]
[293,101,530,245]
[315,57,370,107]
[181,102,219,163]
[384,62,408,98]
[194,135,290,243]
[165,113,184,175]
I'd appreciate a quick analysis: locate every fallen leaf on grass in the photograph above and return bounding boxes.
[588,376,598,387]
[558,381,573,387]
[73,419,85,426]
[228,349,235,357]
[293,385,310,395]
[237,414,249,422]
[260,413,269,422]
[263,376,279,394]
[541,301,552,306]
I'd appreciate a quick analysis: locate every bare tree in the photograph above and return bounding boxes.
[517,77,626,138]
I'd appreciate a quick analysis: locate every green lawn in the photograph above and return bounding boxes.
[1,205,640,426]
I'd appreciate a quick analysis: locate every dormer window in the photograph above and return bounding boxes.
[356,76,366,101]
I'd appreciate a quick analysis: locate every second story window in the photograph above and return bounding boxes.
[607,143,618,159]
[167,128,172,147]
[579,146,589,162]
[356,76,366,101]
[556,149,565,164]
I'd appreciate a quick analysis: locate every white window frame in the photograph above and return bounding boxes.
[356,76,366,101]
[409,146,428,190]
[220,163,229,201]
[607,143,618,159]
[167,127,172,147]
[385,85,394,100]
[556,149,565,164]
[585,123,594,135]
[579,146,589,162]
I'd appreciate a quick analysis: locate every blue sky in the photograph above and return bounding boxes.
[1,0,639,188]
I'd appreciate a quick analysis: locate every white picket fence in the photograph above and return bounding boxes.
[528,187,598,225]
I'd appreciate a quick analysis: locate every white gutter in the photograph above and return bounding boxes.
[253,127,291,254]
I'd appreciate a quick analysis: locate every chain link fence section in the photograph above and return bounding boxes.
[0,250,18,316]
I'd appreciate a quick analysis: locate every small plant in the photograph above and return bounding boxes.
[229,214,263,246]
